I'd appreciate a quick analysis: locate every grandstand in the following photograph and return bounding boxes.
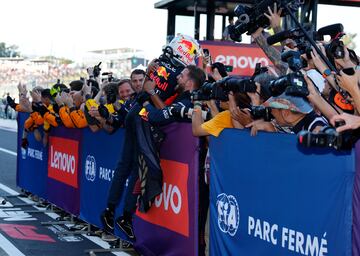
[0,57,86,100]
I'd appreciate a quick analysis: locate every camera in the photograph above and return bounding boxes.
[168,103,211,121]
[229,0,303,40]
[102,72,114,82]
[250,105,273,121]
[87,62,102,78]
[267,27,314,59]
[191,82,227,101]
[281,50,307,72]
[267,72,309,97]
[316,24,346,61]
[297,126,359,151]
[191,77,257,101]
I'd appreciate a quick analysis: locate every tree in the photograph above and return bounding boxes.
[0,42,20,57]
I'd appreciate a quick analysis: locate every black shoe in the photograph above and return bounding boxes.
[101,208,114,231]
[120,239,133,249]
[116,216,135,240]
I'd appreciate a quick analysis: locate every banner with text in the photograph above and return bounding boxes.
[134,123,199,256]
[79,128,129,240]
[17,113,47,199]
[199,41,273,77]
[210,130,354,256]
[45,127,82,215]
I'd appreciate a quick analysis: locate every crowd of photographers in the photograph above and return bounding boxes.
[7,1,360,255]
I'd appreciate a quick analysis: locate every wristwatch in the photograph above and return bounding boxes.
[148,89,156,96]
[322,69,331,78]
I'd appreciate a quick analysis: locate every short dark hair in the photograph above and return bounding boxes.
[103,82,119,103]
[186,65,206,89]
[130,69,146,79]
[41,89,52,99]
[69,80,84,91]
[91,86,99,98]
[118,79,131,88]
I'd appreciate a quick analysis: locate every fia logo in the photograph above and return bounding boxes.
[216,193,239,236]
[85,155,96,182]
[21,148,27,160]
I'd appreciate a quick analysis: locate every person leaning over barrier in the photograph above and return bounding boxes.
[87,80,136,134]
[246,92,328,136]
[54,81,88,129]
[7,84,45,148]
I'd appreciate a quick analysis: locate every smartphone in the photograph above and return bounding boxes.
[203,48,210,56]
[225,65,233,73]
[342,67,355,76]
[203,49,212,63]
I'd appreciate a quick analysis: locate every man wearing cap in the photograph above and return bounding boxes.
[247,93,328,135]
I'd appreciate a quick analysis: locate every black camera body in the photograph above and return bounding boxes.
[281,50,306,72]
[316,24,346,62]
[191,77,257,101]
[267,27,314,59]
[250,106,273,121]
[191,82,228,101]
[268,72,309,97]
[93,62,102,78]
[298,127,343,149]
[298,126,360,151]
[229,0,303,40]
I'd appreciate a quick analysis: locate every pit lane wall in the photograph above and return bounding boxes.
[16,112,199,256]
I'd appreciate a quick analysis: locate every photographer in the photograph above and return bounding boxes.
[247,92,328,135]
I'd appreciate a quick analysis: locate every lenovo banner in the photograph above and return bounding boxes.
[48,137,79,188]
[199,41,273,77]
[137,159,190,237]
[134,123,199,256]
[46,127,82,215]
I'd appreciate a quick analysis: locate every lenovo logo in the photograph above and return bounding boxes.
[199,42,273,76]
[50,146,76,174]
[137,159,189,237]
[48,137,79,188]
[154,182,182,214]
[215,55,269,69]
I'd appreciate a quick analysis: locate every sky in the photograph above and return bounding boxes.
[0,0,359,63]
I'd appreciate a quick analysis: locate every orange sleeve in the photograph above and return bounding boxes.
[59,106,75,128]
[30,112,44,126]
[44,112,59,127]
[24,116,35,131]
[70,109,88,128]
